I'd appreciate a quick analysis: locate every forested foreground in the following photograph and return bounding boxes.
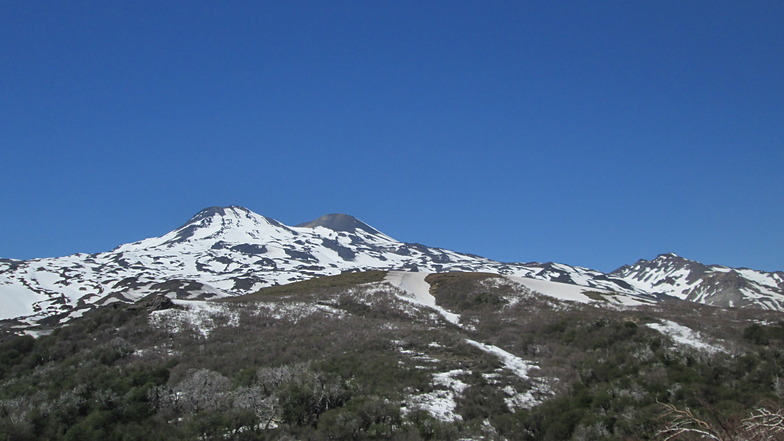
[1,273,783,440]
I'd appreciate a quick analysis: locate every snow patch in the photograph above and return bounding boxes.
[646,320,727,354]
[503,276,650,307]
[465,339,535,380]
[504,276,598,304]
[385,271,462,326]
[0,284,41,319]
[403,370,469,422]
[465,339,550,408]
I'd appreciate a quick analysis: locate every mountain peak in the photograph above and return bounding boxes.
[296,213,382,235]
[612,253,690,275]
[189,206,253,221]
[184,206,286,226]
[139,206,287,247]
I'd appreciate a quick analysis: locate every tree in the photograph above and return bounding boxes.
[657,402,784,441]
[742,408,784,441]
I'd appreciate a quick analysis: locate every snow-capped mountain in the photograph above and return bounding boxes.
[611,253,784,309]
[1,206,782,327]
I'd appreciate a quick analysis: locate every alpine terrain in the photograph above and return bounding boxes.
[0,206,783,441]
[1,206,782,330]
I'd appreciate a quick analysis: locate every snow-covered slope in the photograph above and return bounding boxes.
[1,206,653,326]
[611,253,784,309]
[1,207,782,327]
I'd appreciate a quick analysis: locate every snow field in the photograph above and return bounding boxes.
[384,271,461,326]
[503,275,651,306]
[0,283,41,319]
[465,339,550,409]
[402,370,469,422]
[645,320,727,354]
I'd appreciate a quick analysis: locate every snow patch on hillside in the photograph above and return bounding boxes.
[403,369,469,422]
[465,340,536,381]
[646,320,727,354]
[503,276,651,307]
[385,272,461,326]
[504,276,597,304]
[0,283,41,320]
[465,339,550,408]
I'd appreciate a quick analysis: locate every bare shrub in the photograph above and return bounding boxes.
[658,402,784,441]
[742,408,784,441]
[154,368,232,414]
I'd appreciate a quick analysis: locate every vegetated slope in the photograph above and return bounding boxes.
[1,271,782,441]
[1,206,783,332]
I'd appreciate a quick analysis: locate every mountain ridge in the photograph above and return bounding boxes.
[1,206,782,329]
[295,213,384,236]
[611,252,784,308]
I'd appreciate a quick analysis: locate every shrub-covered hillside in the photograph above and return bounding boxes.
[1,271,783,440]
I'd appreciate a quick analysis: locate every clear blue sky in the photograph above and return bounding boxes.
[2,1,782,273]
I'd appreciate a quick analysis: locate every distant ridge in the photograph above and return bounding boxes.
[1,206,783,329]
[611,253,784,308]
[296,213,382,235]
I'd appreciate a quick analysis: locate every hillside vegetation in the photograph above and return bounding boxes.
[1,271,783,440]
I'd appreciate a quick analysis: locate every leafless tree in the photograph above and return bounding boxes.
[153,368,231,414]
[658,402,784,441]
[231,385,279,430]
[656,401,724,441]
[742,408,784,441]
